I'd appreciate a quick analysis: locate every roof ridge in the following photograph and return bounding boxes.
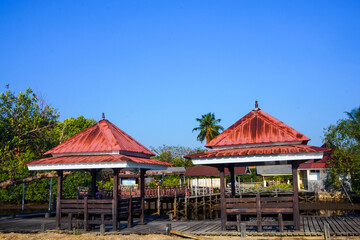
[97,120,120,150]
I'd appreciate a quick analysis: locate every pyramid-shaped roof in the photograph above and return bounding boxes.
[205,108,310,148]
[45,119,155,156]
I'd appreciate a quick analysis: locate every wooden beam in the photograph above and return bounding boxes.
[140,168,146,225]
[292,161,300,231]
[218,166,226,231]
[112,168,119,231]
[56,170,63,230]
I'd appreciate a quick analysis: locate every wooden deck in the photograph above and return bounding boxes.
[1,215,360,237]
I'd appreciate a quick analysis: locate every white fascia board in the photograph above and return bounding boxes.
[27,161,168,171]
[192,152,324,165]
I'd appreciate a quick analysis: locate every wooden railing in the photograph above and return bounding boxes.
[60,197,142,230]
[225,194,294,232]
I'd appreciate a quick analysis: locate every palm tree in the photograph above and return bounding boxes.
[192,113,224,144]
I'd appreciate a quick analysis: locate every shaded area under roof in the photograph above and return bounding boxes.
[205,109,310,148]
[45,119,155,156]
[185,166,249,177]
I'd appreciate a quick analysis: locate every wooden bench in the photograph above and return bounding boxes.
[61,197,143,231]
[61,198,113,231]
[226,194,294,232]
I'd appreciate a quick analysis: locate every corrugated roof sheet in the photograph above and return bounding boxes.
[298,154,330,169]
[26,154,171,166]
[205,109,310,148]
[185,145,330,159]
[45,119,155,156]
[185,166,247,177]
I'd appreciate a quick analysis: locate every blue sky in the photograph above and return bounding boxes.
[1,1,359,149]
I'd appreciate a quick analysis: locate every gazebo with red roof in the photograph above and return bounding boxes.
[26,115,170,231]
[185,102,330,231]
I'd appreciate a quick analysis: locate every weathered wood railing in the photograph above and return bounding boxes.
[60,197,142,230]
[226,194,294,232]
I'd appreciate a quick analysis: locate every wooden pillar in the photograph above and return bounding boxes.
[140,168,146,225]
[229,165,236,197]
[219,166,226,231]
[292,161,300,231]
[56,170,63,229]
[112,168,119,231]
[91,169,97,199]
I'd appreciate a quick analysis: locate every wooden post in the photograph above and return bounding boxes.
[256,193,262,232]
[56,170,63,230]
[184,193,188,220]
[219,166,226,231]
[127,195,133,228]
[292,161,300,231]
[91,169,97,199]
[324,223,331,240]
[229,165,235,197]
[174,191,177,217]
[84,197,88,231]
[157,186,161,215]
[112,168,119,231]
[240,223,246,237]
[140,168,146,225]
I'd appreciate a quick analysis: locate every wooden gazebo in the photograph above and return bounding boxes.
[27,116,170,231]
[185,103,330,231]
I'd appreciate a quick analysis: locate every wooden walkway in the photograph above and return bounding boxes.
[1,215,360,237]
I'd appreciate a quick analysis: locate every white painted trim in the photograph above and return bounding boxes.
[209,141,303,150]
[192,152,324,165]
[27,161,168,171]
[52,151,120,157]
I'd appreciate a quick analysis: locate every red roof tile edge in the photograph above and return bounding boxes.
[26,154,172,166]
[185,145,330,159]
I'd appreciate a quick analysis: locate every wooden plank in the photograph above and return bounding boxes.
[261,196,293,202]
[303,216,311,235]
[342,216,360,234]
[311,216,322,233]
[226,197,256,203]
[226,203,257,208]
[261,208,293,213]
[227,208,257,214]
[56,170,63,230]
[261,202,292,208]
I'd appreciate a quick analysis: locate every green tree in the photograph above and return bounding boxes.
[150,144,205,168]
[0,85,59,186]
[0,85,97,202]
[192,112,224,143]
[324,106,360,195]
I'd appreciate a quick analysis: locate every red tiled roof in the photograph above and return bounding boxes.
[185,166,247,177]
[298,154,330,169]
[26,154,171,166]
[205,109,310,148]
[45,119,155,156]
[185,145,330,159]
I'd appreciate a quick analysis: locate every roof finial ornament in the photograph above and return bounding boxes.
[102,113,105,120]
[255,100,259,110]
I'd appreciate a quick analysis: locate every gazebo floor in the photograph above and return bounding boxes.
[1,215,360,237]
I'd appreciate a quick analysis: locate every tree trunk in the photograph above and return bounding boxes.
[0,171,72,189]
